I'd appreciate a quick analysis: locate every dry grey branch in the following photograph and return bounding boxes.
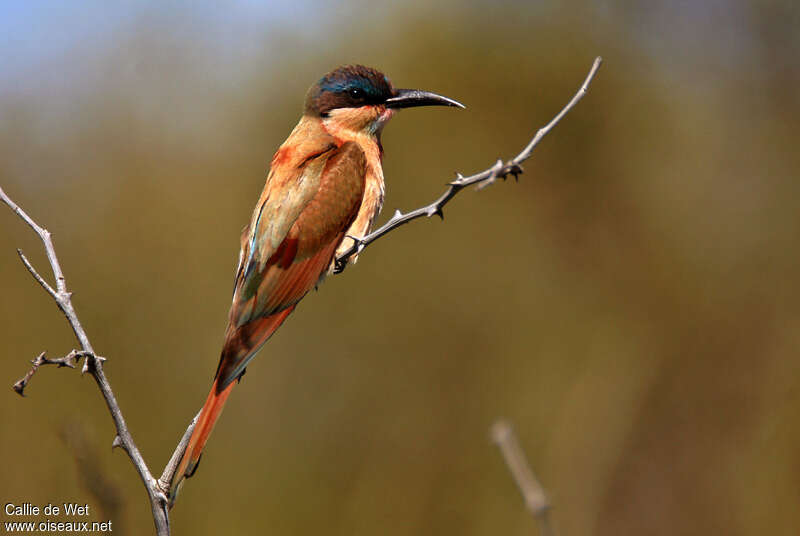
[0,185,182,536]
[334,56,603,273]
[157,413,200,494]
[491,419,556,536]
[12,350,94,396]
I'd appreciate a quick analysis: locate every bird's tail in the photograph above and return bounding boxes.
[168,376,235,506]
[166,306,297,507]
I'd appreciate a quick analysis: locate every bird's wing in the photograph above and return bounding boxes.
[216,140,367,386]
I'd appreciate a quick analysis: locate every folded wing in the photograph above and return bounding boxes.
[216,140,367,388]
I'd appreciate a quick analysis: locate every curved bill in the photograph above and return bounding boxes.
[385,89,465,110]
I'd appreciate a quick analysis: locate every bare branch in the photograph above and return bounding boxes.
[0,187,93,360]
[12,350,94,396]
[334,56,603,274]
[491,420,556,536]
[0,187,67,293]
[157,412,200,494]
[0,185,182,535]
[17,249,58,298]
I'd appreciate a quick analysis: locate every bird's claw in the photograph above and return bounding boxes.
[504,163,523,181]
[333,257,348,274]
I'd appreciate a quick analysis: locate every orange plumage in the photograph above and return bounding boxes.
[168,65,462,505]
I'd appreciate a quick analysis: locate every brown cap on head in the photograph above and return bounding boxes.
[305,65,464,116]
[305,65,394,116]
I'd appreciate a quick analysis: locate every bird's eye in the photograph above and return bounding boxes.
[349,87,365,99]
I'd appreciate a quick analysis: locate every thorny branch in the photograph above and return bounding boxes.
[0,184,197,536]
[3,56,601,535]
[334,56,603,273]
[13,350,95,396]
[491,420,556,536]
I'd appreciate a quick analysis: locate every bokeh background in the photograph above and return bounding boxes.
[1,1,799,535]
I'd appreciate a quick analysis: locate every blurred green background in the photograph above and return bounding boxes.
[1,1,799,535]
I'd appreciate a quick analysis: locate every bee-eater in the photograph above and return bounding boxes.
[168,65,463,505]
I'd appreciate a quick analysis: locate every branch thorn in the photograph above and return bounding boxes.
[427,206,444,220]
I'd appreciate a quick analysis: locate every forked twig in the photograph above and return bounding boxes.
[1,185,179,536]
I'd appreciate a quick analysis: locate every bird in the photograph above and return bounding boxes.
[167,65,463,505]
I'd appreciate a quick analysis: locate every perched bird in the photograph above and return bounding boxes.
[168,65,463,505]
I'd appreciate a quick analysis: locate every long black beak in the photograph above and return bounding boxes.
[385,89,465,110]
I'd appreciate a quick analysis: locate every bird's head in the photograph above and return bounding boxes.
[305,65,464,137]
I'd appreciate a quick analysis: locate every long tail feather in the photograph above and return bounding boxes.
[168,377,234,506]
[167,307,296,508]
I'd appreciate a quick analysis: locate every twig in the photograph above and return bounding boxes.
[13,350,94,396]
[491,420,556,536]
[334,56,603,273]
[0,185,186,536]
[157,412,200,494]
